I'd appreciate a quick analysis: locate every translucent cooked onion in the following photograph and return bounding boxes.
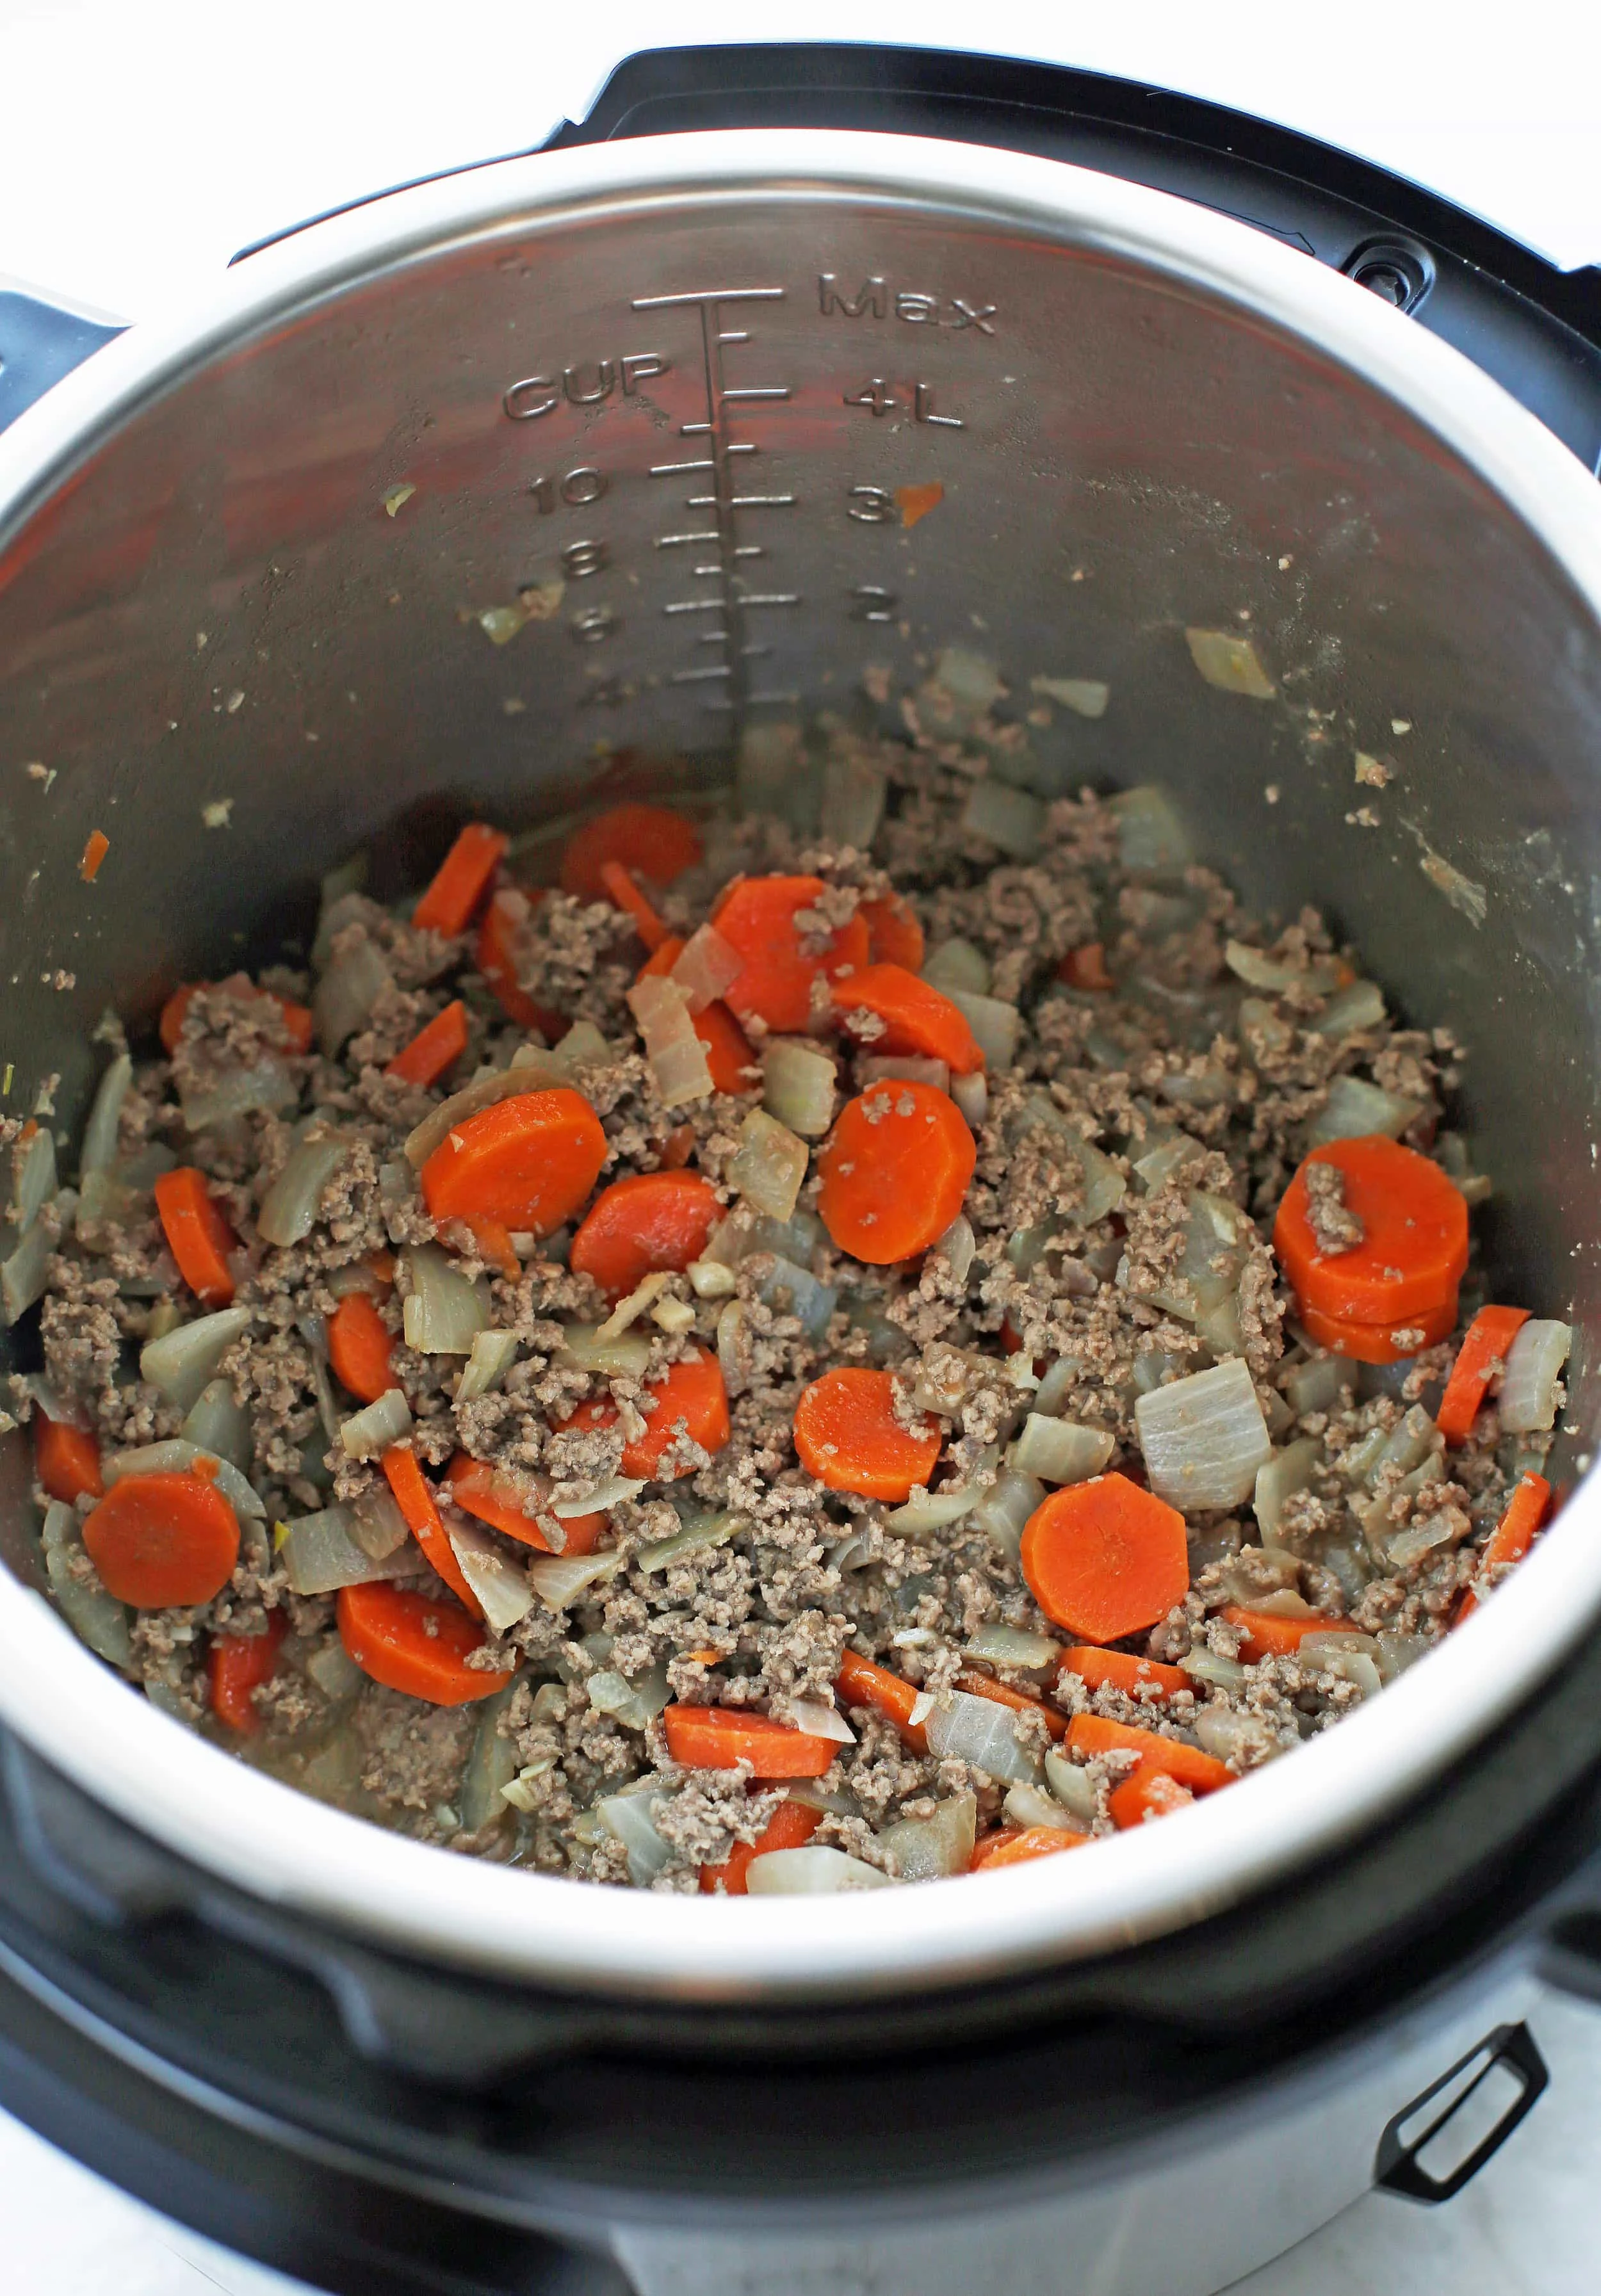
[635,1511,742,1574]
[1192,1706,1276,1763]
[932,645,1005,715]
[886,1450,998,1533]
[944,986,1021,1070]
[1043,1747,1099,1820]
[557,1320,653,1379]
[745,1845,891,1895]
[1031,674,1110,719]
[1003,1783,1084,1834]
[1283,1354,1356,1415]
[257,1133,349,1249]
[596,1272,671,1340]
[305,1636,366,1704]
[1011,1415,1112,1485]
[670,924,742,1014]
[1135,1358,1272,1510]
[528,1550,624,1609]
[1185,628,1275,698]
[964,1624,1060,1672]
[968,1469,1045,1564]
[881,1791,977,1879]
[688,1257,738,1301]
[922,938,992,997]
[1306,1073,1425,1147]
[401,1244,489,1354]
[1,1220,52,1327]
[350,1483,411,1559]
[1367,1405,1440,1487]
[41,1500,133,1666]
[761,1039,837,1138]
[12,1124,56,1226]
[594,1788,675,1886]
[819,754,888,850]
[180,1055,298,1134]
[14,1371,88,1430]
[549,1475,644,1518]
[1497,1320,1570,1434]
[753,1254,838,1342]
[933,1214,975,1284]
[339,1386,412,1459]
[1254,1435,1322,1548]
[79,1054,133,1178]
[456,1328,521,1402]
[1376,1628,1431,1683]
[105,1439,264,1519]
[1223,940,1343,996]
[140,1306,254,1413]
[313,937,392,1056]
[1313,980,1386,1036]
[857,1055,950,1093]
[553,1019,609,1071]
[279,1504,425,1596]
[181,1379,252,1470]
[402,1047,568,1168]
[726,1108,808,1222]
[626,975,714,1106]
[1032,1355,1082,1417]
[716,1297,745,1397]
[1180,1645,1249,1692]
[961,779,1044,859]
[445,1514,535,1631]
[925,1690,1043,1784]
[950,1070,988,1128]
[1107,786,1192,871]
[457,1681,520,1828]
[589,1664,672,1733]
[783,1696,854,1745]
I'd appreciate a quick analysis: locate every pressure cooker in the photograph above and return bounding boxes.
[1,44,1600,2296]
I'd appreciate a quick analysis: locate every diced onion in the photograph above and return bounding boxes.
[857,1055,949,1092]
[553,1019,610,1071]
[549,1475,644,1518]
[716,1298,745,1396]
[1306,1074,1425,1147]
[140,1306,254,1413]
[181,1055,299,1134]
[1003,1783,1084,1834]
[79,1055,133,1178]
[1,1220,52,1326]
[787,1697,856,1745]
[589,1664,672,1732]
[726,1108,808,1222]
[594,1788,674,1885]
[106,1439,264,1520]
[881,1791,977,1879]
[557,1320,653,1379]
[1283,1355,1356,1415]
[1043,1747,1099,1821]
[761,1040,836,1138]
[457,1683,520,1827]
[1497,1320,1570,1434]
[950,1071,987,1127]
[932,646,1005,715]
[257,1133,349,1249]
[962,779,1044,859]
[402,1047,567,1168]
[181,1378,252,1470]
[1224,940,1344,996]
[1192,1706,1276,1762]
[636,1511,742,1573]
[627,975,714,1106]
[652,1294,696,1336]
[754,1254,838,1342]
[1254,1436,1322,1548]
[820,754,887,850]
[445,1514,535,1631]
[969,1469,1045,1564]
[1032,1356,1082,1418]
[924,1690,1043,1784]
[922,939,992,997]
[964,1624,1061,1671]
[313,937,392,1056]
[745,1845,891,1895]
[1376,1628,1431,1683]
[1367,1405,1439,1488]
[886,1449,998,1532]
[401,1244,489,1354]
[944,987,1021,1071]
[670,925,742,1014]
[529,1551,624,1609]
[339,1386,412,1459]
[933,1214,975,1284]
[15,1371,88,1430]
[1107,786,1193,871]
[350,1483,411,1559]
[688,1257,738,1301]
[279,1504,425,1596]
[42,1501,133,1666]
[1313,980,1387,1036]
[12,1124,57,1226]
[1031,674,1110,719]
[1011,1415,1113,1485]
[1185,628,1275,698]
[1135,1358,1272,1510]
[596,1273,671,1342]
[1180,1645,1249,1692]
[456,1328,521,1402]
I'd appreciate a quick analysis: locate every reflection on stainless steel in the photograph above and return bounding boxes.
[0,131,1598,2003]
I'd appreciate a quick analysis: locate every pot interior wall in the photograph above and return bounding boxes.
[1,175,1597,1485]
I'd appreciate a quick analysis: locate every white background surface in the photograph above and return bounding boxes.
[2,1,1600,2288]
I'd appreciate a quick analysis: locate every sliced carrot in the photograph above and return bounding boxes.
[793,1366,941,1501]
[1296,1296,1459,1364]
[1436,1306,1533,1446]
[419,1087,607,1240]
[658,1124,696,1170]
[817,1081,976,1265]
[1066,1712,1233,1794]
[444,1454,554,1554]
[1108,1766,1196,1828]
[569,1170,722,1299]
[1455,1471,1552,1624]
[327,1293,396,1405]
[636,939,755,1093]
[699,1798,821,1893]
[83,1471,240,1608]
[380,1446,482,1618]
[861,894,924,972]
[384,999,469,1089]
[560,805,703,903]
[834,1647,928,1753]
[1021,1475,1189,1645]
[1057,942,1115,992]
[159,978,314,1058]
[662,1705,838,1779]
[957,1668,1067,1743]
[1058,1646,1189,1701]
[832,962,985,1074]
[209,1613,287,1734]
[476,889,567,1038]
[638,938,683,980]
[1274,1136,1468,1326]
[35,1414,103,1505]
[1220,1605,1352,1663]
[412,821,508,935]
[460,1215,521,1281]
[79,829,110,884]
[599,859,671,952]
[153,1167,239,1308]
[337,1581,515,1706]
[711,875,872,1033]
[557,1346,729,1479]
[971,1825,1088,1871]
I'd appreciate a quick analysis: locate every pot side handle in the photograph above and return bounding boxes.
[0,287,126,435]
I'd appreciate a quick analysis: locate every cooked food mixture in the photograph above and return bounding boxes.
[6,679,1571,1893]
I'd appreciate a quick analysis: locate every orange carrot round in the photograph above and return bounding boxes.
[1296,1296,1458,1364]
[1274,1136,1468,1325]
[956,1668,1068,1743]
[637,941,755,1093]
[1436,1306,1532,1445]
[861,894,924,972]
[380,1446,482,1617]
[834,1647,928,1752]
[384,999,469,1089]
[84,1471,240,1608]
[832,962,985,1074]
[560,805,703,903]
[1057,942,1115,991]
[337,1581,514,1706]
[412,821,508,935]
[662,1705,838,1778]
[1219,1605,1352,1662]
[35,1413,103,1505]
[1108,1766,1196,1828]
[599,859,671,951]
[327,1293,396,1405]
[209,1613,287,1734]
[444,1454,554,1553]
[971,1825,1087,1871]
[817,1081,976,1264]
[793,1366,941,1501]
[159,979,313,1057]
[476,891,567,1039]
[699,1798,822,1893]
[1454,1471,1552,1624]
[557,1347,729,1479]
[711,875,872,1033]
[1066,1711,1233,1793]
[153,1167,239,1307]
[419,1087,606,1240]
[1021,1475,1189,1645]
[570,1171,722,1300]
[1058,1646,1189,1701]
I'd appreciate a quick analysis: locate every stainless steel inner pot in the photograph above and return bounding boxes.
[1,130,1598,2005]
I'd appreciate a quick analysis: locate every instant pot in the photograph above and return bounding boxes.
[2,44,1601,2296]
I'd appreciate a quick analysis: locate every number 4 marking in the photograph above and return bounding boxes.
[843,377,895,417]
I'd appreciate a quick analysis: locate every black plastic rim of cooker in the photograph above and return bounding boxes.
[3,40,1601,2295]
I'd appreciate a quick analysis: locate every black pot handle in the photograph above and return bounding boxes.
[1374,2021,1548,2203]
[0,288,124,435]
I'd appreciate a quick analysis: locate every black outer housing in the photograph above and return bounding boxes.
[3,42,1601,2295]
